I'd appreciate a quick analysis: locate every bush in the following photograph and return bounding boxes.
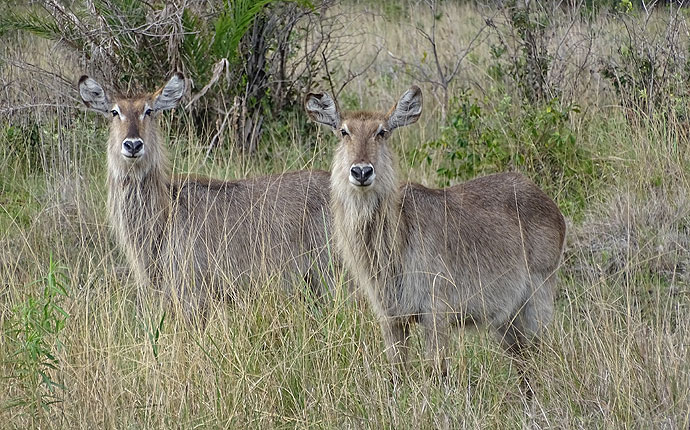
[420,90,597,215]
[600,3,690,121]
[0,0,329,152]
[486,0,555,104]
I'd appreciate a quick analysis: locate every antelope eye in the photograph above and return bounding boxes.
[340,129,348,137]
[144,108,153,117]
[111,110,118,117]
[377,129,386,138]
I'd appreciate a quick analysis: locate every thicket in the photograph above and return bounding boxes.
[406,0,690,215]
[0,0,342,153]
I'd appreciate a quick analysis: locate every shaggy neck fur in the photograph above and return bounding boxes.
[331,143,406,305]
[106,124,171,282]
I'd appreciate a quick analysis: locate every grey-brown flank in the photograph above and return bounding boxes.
[305,86,566,377]
[79,73,333,318]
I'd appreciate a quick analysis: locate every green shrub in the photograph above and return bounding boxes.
[487,0,554,104]
[600,3,690,120]
[420,90,597,215]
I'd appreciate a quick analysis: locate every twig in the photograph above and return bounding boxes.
[184,58,229,110]
[335,46,382,99]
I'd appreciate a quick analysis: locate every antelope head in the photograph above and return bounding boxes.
[305,86,422,195]
[78,73,185,178]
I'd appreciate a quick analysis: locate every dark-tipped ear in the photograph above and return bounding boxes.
[78,75,111,114]
[304,92,340,129]
[386,85,422,131]
[153,73,185,111]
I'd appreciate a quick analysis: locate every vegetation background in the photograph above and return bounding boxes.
[1,0,689,427]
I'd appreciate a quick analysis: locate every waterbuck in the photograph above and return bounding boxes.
[305,86,566,378]
[79,73,333,317]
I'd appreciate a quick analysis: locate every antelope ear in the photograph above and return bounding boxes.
[153,72,185,111]
[386,85,422,131]
[78,75,111,114]
[304,92,340,129]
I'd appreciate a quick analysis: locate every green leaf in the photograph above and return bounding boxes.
[212,0,277,60]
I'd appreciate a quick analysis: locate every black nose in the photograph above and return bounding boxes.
[123,139,143,156]
[350,165,374,185]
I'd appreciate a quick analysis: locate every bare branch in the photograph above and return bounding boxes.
[335,47,381,99]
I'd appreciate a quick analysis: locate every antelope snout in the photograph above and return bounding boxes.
[122,138,144,158]
[349,163,375,187]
